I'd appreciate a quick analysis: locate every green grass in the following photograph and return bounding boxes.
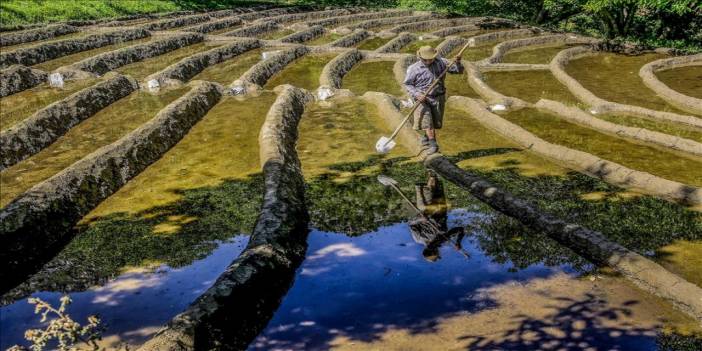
[0,0,275,27]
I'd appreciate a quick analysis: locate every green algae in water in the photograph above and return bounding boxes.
[343,60,403,96]
[438,106,567,177]
[305,33,343,45]
[0,87,189,207]
[596,113,702,143]
[655,65,702,99]
[656,240,702,287]
[565,53,691,115]
[502,44,578,64]
[483,70,581,105]
[190,48,262,85]
[264,53,338,91]
[84,91,276,218]
[33,36,153,71]
[57,92,277,279]
[0,78,98,131]
[400,39,444,54]
[297,97,411,178]
[356,36,392,50]
[258,28,295,40]
[116,42,216,80]
[449,42,499,62]
[502,108,702,187]
[445,72,480,98]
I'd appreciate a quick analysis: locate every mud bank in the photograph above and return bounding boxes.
[388,17,480,33]
[344,14,437,31]
[224,21,278,38]
[265,8,363,25]
[639,54,702,115]
[0,74,137,169]
[0,28,149,69]
[184,16,243,34]
[375,32,415,53]
[280,25,324,43]
[0,24,77,47]
[0,65,47,97]
[146,39,260,86]
[67,33,204,76]
[329,29,371,48]
[237,46,310,90]
[307,9,413,28]
[0,81,222,294]
[485,34,590,64]
[140,14,211,31]
[138,86,312,351]
[320,49,363,89]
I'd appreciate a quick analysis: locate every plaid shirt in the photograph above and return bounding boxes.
[403,57,464,103]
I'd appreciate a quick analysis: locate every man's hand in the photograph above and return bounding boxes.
[416,94,427,103]
[455,56,462,63]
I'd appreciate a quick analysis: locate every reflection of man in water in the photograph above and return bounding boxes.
[409,171,465,262]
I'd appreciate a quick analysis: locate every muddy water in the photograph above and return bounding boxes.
[483,70,581,105]
[655,64,702,99]
[33,36,153,71]
[502,108,702,187]
[265,53,338,90]
[115,42,216,80]
[0,78,98,130]
[190,48,262,85]
[449,42,501,62]
[565,53,693,115]
[0,87,189,207]
[0,93,276,349]
[305,32,344,45]
[251,210,700,350]
[502,44,579,64]
[258,28,295,40]
[356,36,392,50]
[400,38,443,54]
[342,60,403,96]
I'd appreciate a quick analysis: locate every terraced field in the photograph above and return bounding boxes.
[1,5,701,350]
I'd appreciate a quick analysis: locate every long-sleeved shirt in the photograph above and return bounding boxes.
[403,57,464,103]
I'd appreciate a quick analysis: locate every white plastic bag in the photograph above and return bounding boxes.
[489,104,506,112]
[146,79,160,92]
[316,87,334,101]
[48,72,64,88]
[261,50,280,60]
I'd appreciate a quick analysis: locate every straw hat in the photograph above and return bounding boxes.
[417,45,438,60]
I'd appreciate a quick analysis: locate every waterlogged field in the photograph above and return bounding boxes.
[1,8,701,350]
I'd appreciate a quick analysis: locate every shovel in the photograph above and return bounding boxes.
[375,42,473,154]
[377,175,470,258]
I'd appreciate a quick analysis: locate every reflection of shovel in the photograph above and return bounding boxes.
[377,175,470,258]
[375,42,473,154]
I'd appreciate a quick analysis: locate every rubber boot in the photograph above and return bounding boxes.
[425,139,439,155]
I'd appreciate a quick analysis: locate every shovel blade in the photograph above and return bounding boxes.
[375,136,396,154]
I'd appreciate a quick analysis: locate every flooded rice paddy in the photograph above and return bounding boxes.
[655,64,702,99]
[0,78,98,130]
[265,53,338,90]
[1,10,702,350]
[191,48,263,85]
[0,87,189,207]
[305,33,344,45]
[564,53,693,115]
[342,60,403,96]
[501,108,702,187]
[356,36,392,50]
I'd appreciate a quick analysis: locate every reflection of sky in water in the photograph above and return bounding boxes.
[250,210,574,350]
[0,238,248,349]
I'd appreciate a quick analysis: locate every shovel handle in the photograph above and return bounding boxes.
[385,42,472,143]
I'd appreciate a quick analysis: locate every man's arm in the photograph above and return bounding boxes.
[442,57,464,74]
[403,65,422,100]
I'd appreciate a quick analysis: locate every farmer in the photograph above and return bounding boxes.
[403,45,464,155]
[409,171,465,262]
